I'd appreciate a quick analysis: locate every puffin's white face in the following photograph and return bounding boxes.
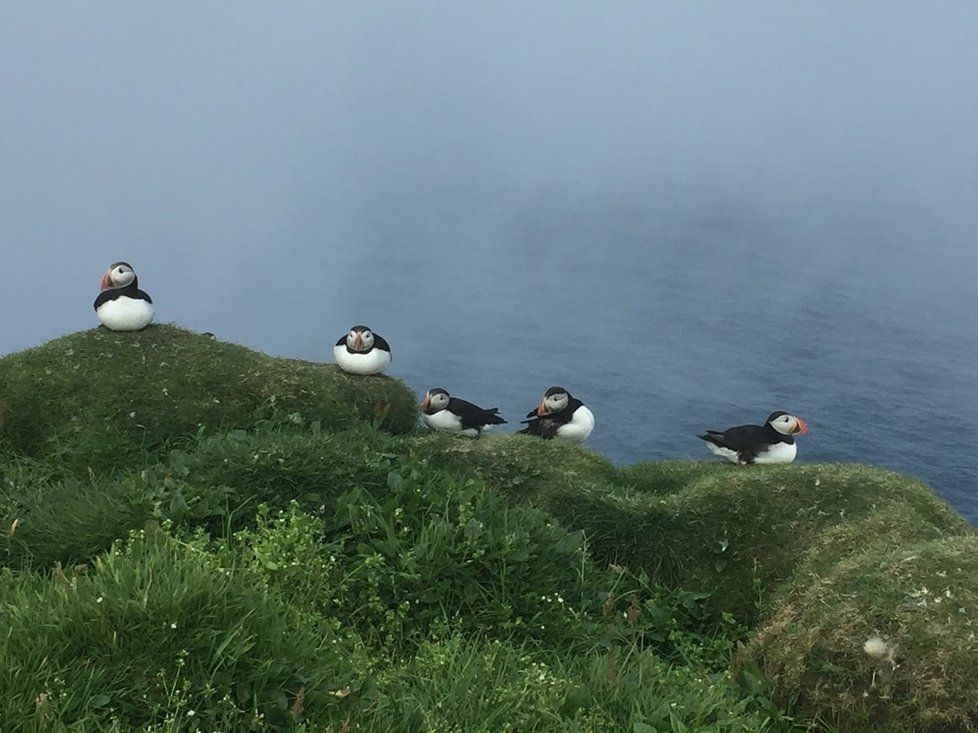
[537,388,569,416]
[768,412,809,435]
[101,262,136,290]
[421,389,450,413]
[346,327,374,352]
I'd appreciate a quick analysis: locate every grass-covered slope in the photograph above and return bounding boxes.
[409,434,977,731]
[0,325,417,468]
[1,328,976,732]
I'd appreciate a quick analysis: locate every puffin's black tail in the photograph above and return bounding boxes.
[698,431,723,445]
[483,408,507,425]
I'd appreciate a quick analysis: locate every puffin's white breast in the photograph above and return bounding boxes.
[332,344,391,375]
[96,297,154,331]
[754,441,797,464]
[555,405,595,442]
[423,409,478,437]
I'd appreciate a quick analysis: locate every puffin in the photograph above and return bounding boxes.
[93,261,154,331]
[420,388,507,437]
[698,411,809,464]
[333,325,392,375]
[518,386,594,442]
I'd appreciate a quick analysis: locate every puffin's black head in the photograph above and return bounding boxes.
[766,411,809,435]
[345,325,375,353]
[421,388,450,414]
[100,262,137,290]
[537,386,571,416]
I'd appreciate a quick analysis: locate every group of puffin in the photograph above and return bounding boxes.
[93,262,809,464]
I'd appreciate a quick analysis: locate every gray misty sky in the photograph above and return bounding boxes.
[2,2,977,356]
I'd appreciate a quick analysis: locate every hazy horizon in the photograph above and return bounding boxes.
[2,3,976,356]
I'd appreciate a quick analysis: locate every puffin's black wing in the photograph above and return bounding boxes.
[335,335,347,347]
[518,416,560,439]
[698,424,767,452]
[93,291,114,310]
[372,334,392,354]
[449,397,506,430]
[135,288,153,304]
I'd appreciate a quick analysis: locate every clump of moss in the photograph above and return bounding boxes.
[749,534,978,732]
[0,325,418,468]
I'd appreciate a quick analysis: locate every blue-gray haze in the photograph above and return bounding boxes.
[2,4,977,521]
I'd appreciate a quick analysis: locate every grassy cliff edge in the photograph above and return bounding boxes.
[1,327,975,732]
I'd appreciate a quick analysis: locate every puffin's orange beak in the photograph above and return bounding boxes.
[535,400,547,417]
[794,418,809,435]
[99,272,112,290]
[353,334,363,350]
[421,394,430,410]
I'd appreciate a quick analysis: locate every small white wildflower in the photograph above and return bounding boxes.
[863,636,888,658]
[129,412,136,419]
[96,596,104,604]
[863,636,899,667]
[187,710,195,717]
[170,622,178,629]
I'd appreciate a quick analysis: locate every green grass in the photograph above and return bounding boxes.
[1,327,975,732]
[361,635,785,733]
[0,531,366,732]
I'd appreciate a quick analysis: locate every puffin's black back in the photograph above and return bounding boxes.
[698,421,793,454]
[448,396,507,429]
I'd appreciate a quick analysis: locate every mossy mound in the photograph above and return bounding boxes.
[750,534,978,732]
[607,463,970,620]
[0,325,418,468]
[416,440,970,624]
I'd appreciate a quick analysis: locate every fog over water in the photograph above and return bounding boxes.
[2,3,977,520]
